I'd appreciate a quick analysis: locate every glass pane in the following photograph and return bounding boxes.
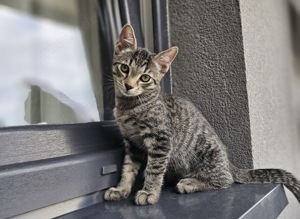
[0,0,102,127]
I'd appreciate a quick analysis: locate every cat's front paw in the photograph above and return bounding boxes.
[104,187,129,201]
[135,190,160,205]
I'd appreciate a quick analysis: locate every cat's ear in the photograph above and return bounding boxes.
[154,46,178,74]
[115,24,137,54]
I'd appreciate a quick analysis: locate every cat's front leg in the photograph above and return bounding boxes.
[104,140,141,201]
[135,137,171,205]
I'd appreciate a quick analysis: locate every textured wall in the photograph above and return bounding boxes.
[169,0,253,168]
[240,0,300,218]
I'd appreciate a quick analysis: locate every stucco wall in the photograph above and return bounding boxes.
[169,0,300,217]
[169,0,253,169]
[240,0,300,218]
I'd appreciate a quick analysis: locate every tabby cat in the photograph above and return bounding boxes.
[104,24,300,205]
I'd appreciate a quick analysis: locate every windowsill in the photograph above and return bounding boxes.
[56,183,288,219]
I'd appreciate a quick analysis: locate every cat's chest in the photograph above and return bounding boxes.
[114,107,163,143]
[117,114,147,139]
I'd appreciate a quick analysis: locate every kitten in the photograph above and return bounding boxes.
[104,24,300,205]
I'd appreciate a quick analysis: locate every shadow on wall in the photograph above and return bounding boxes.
[289,3,300,145]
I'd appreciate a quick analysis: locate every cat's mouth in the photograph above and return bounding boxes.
[118,87,141,97]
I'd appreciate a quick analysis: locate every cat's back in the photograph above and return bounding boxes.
[163,94,207,125]
[163,93,220,148]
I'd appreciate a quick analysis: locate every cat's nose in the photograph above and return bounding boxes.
[125,83,134,91]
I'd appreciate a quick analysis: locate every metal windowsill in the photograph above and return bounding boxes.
[0,121,288,219]
[56,183,288,219]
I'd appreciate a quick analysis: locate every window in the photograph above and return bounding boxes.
[0,0,170,126]
[0,0,170,218]
[0,0,102,126]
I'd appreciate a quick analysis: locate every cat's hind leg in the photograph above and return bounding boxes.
[176,178,231,194]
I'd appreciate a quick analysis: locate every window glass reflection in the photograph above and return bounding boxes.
[0,2,101,127]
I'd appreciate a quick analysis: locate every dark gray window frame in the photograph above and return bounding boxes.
[0,0,170,218]
[0,122,124,218]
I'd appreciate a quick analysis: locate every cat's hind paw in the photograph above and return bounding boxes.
[135,190,159,205]
[104,187,129,201]
[176,178,201,194]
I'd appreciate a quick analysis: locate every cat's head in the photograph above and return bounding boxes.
[113,24,178,97]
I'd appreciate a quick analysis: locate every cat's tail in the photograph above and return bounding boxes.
[230,164,300,203]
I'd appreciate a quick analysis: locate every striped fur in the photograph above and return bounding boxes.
[104,24,300,205]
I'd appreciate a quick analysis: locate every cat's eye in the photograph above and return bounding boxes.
[120,64,129,74]
[140,74,151,82]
